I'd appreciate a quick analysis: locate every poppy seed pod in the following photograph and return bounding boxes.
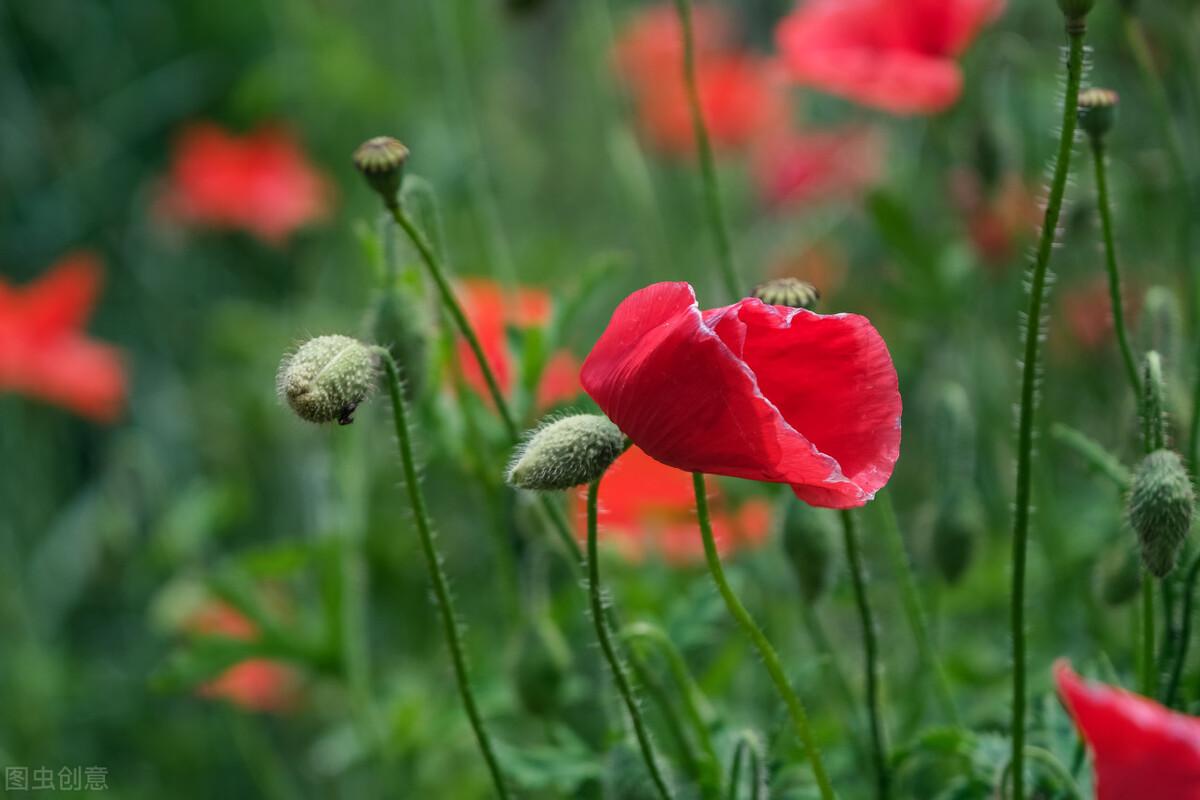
[506,415,625,491]
[1127,449,1194,578]
[752,277,820,310]
[353,136,409,209]
[1078,88,1118,140]
[277,335,377,425]
[781,500,837,603]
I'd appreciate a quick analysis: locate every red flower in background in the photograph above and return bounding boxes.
[776,0,1004,115]
[456,278,581,409]
[613,4,786,155]
[188,602,298,714]
[581,283,901,509]
[949,170,1040,268]
[575,446,770,564]
[1061,276,1140,352]
[0,253,125,422]
[1055,661,1200,799]
[753,127,883,208]
[157,123,331,244]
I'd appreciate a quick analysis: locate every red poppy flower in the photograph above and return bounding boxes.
[752,127,884,208]
[456,278,581,409]
[0,253,125,422]
[188,602,299,714]
[581,282,901,509]
[612,3,731,86]
[157,123,331,244]
[775,0,1004,115]
[574,446,771,564]
[1055,661,1200,799]
[1060,276,1140,353]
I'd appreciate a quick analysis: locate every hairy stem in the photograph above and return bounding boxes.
[692,473,835,800]
[1009,20,1087,800]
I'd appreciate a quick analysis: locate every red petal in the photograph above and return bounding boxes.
[1055,661,1200,800]
[20,253,103,337]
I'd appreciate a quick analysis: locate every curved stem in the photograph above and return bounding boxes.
[1165,550,1200,707]
[841,510,890,800]
[587,479,675,799]
[1009,21,1087,800]
[1089,136,1141,398]
[376,350,509,798]
[671,0,740,301]
[726,731,765,800]
[691,473,836,800]
[628,655,706,793]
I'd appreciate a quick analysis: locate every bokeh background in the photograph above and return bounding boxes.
[2,0,1198,797]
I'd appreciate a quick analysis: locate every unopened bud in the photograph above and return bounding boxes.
[1128,449,1194,577]
[353,137,409,209]
[1057,0,1094,23]
[932,495,983,584]
[507,415,624,491]
[277,335,377,425]
[781,501,836,603]
[752,277,820,310]
[1078,88,1118,139]
[1141,351,1168,451]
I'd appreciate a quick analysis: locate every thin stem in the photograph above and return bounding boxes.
[1089,135,1141,398]
[587,479,675,800]
[726,731,764,800]
[628,656,706,793]
[1009,21,1087,800]
[691,473,836,800]
[875,494,959,724]
[1141,572,1158,696]
[377,350,510,799]
[841,510,890,800]
[671,0,741,301]
[1165,550,1200,707]
[998,745,1086,800]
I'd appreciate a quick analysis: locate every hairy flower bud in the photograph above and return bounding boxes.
[277,335,377,425]
[353,137,409,209]
[781,501,836,603]
[1141,351,1168,452]
[507,415,625,491]
[1078,88,1118,140]
[932,495,983,584]
[752,277,820,310]
[1128,449,1194,578]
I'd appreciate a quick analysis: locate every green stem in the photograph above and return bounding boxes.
[726,731,764,800]
[841,510,890,800]
[1009,20,1087,800]
[876,494,959,724]
[692,473,836,800]
[671,0,741,301]
[377,350,510,799]
[587,479,675,799]
[998,745,1085,800]
[628,655,706,793]
[1089,135,1141,398]
[1165,550,1200,707]
[1141,572,1157,696]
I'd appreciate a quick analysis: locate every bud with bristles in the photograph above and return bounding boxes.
[781,501,836,603]
[353,136,409,209]
[277,335,377,425]
[507,415,624,491]
[752,277,820,310]
[1141,351,1167,452]
[1127,449,1194,578]
[1077,88,1118,140]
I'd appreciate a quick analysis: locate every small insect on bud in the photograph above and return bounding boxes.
[1127,449,1194,578]
[277,335,377,425]
[1077,88,1118,140]
[752,277,820,311]
[506,415,625,491]
[781,500,836,603]
[353,136,410,209]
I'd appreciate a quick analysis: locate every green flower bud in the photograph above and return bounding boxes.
[507,415,625,491]
[1141,351,1168,452]
[781,501,836,603]
[1078,88,1118,140]
[752,277,820,310]
[932,495,983,585]
[513,618,571,718]
[1128,449,1194,578]
[1057,0,1094,23]
[277,335,377,425]
[1095,540,1141,606]
[353,136,409,209]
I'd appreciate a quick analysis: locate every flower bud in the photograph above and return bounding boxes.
[1078,88,1118,140]
[506,415,625,491]
[1057,0,1094,23]
[1095,540,1141,606]
[1127,449,1194,578]
[277,335,377,425]
[781,501,836,603]
[752,277,820,310]
[932,495,983,584]
[1141,351,1168,452]
[353,137,409,209]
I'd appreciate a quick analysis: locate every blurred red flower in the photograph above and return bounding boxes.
[753,127,884,208]
[157,123,331,244]
[1061,276,1140,352]
[0,253,125,422]
[574,445,771,564]
[949,170,1040,268]
[188,602,298,714]
[1055,661,1200,799]
[776,0,1004,115]
[456,278,580,409]
[613,4,787,155]
[581,282,901,509]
